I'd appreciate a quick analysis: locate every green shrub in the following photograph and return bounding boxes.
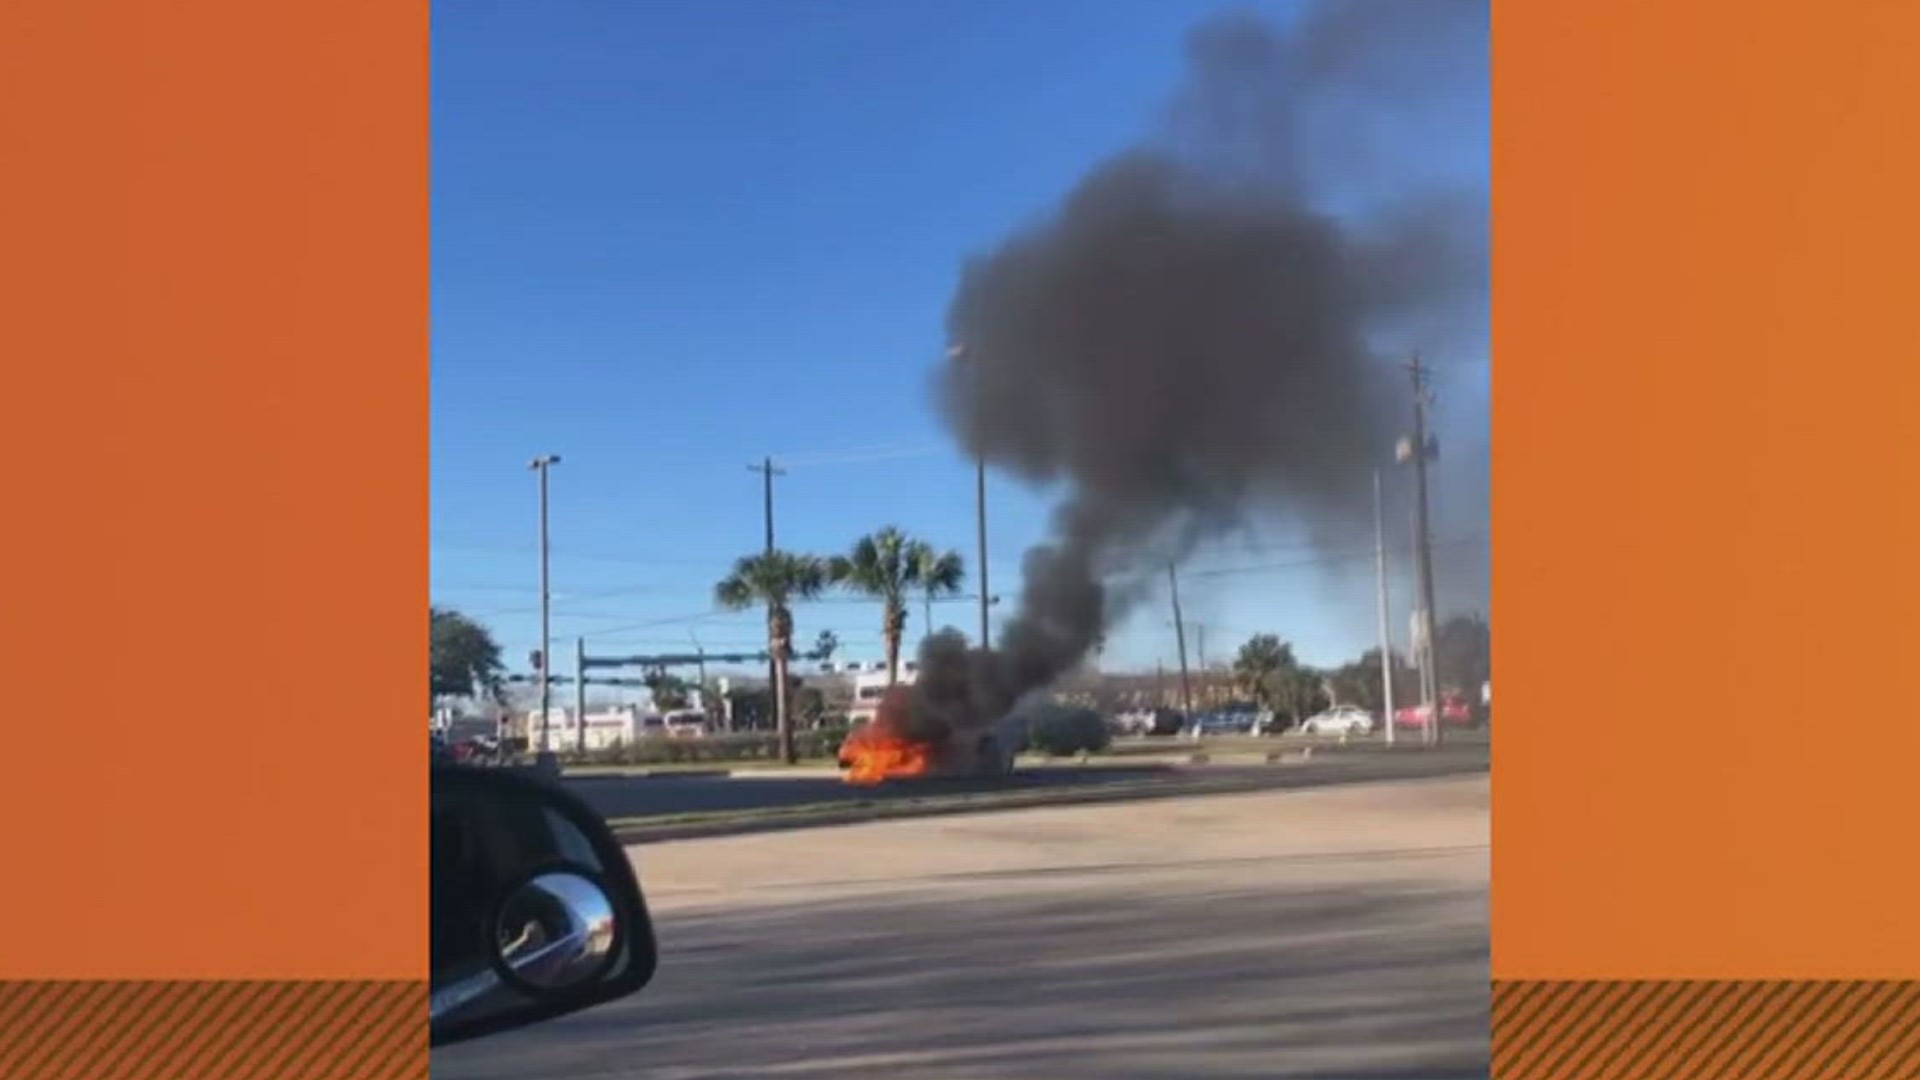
[1026,707,1112,757]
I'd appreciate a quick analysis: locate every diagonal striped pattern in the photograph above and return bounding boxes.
[0,981,426,1079]
[1493,980,1920,1079]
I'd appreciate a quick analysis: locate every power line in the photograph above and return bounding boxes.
[577,609,736,636]
[776,441,946,468]
[457,539,1483,623]
[444,584,682,614]
[432,538,734,567]
[435,527,1472,573]
[1182,535,1484,580]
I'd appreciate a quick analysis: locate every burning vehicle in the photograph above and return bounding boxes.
[837,684,1033,786]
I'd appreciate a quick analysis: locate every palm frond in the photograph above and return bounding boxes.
[713,549,833,608]
[835,528,914,603]
[915,546,966,595]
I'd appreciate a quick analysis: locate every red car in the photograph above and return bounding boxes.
[1394,691,1473,729]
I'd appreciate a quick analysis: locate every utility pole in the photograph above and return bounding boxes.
[1167,564,1195,720]
[749,456,784,552]
[747,456,785,713]
[976,453,990,649]
[1398,354,1443,748]
[528,454,561,765]
[1374,469,1398,747]
[574,637,587,755]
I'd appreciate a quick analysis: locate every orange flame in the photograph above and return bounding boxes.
[838,686,941,786]
[839,730,934,786]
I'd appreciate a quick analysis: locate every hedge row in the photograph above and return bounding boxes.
[1025,707,1113,757]
[547,711,1121,767]
[558,726,851,766]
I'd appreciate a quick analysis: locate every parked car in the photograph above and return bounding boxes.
[1299,706,1376,736]
[1182,711,1256,738]
[1115,708,1187,737]
[449,735,504,764]
[1394,692,1473,729]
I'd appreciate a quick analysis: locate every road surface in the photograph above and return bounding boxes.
[564,739,1489,823]
[435,772,1491,1079]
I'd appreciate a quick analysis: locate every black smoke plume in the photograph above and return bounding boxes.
[917,2,1488,731]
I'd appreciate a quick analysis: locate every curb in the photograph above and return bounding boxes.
[611,753,1489,845]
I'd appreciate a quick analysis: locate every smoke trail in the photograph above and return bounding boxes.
[919,2,1487,728]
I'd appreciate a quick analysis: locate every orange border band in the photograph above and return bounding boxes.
[0,0,427,984]
[1495,0,1920,980]
[1492,981,1920,1080]
[0,982,427,1080]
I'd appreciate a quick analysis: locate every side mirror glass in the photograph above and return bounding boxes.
[431,765,657,1047]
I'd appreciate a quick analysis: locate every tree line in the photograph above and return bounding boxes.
[431,526,968,763]
[432,538,1491,762]
[710,525,965,762]
[1229,614,1490,724]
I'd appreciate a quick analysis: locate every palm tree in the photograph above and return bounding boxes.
[910,542,966,643]
[714,549,832,763]
[830,527,964,686]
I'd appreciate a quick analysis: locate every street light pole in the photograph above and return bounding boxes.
[948,343,991,649]
[976,454,990,649]
[529,454,562,765]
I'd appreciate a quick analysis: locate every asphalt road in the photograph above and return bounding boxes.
[564,738,1490,823]
[434,772,1491,1080]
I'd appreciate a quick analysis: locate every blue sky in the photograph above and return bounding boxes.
[431,0,1487,688]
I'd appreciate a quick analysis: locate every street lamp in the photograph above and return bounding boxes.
[529,453,562,769]
[947,343,991,649]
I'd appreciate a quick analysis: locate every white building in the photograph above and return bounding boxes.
[544,706,650,752]
[510,684,715,751]
[824,659,918,725]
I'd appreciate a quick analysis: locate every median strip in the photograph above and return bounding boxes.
[609,746,1488,844]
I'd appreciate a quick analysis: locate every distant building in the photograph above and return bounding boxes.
[501,686,711,750]
[831,660,918,725]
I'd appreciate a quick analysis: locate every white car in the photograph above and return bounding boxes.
[1299,706,1375,736]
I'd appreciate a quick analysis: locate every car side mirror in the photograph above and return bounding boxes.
[431,764,657,1047]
